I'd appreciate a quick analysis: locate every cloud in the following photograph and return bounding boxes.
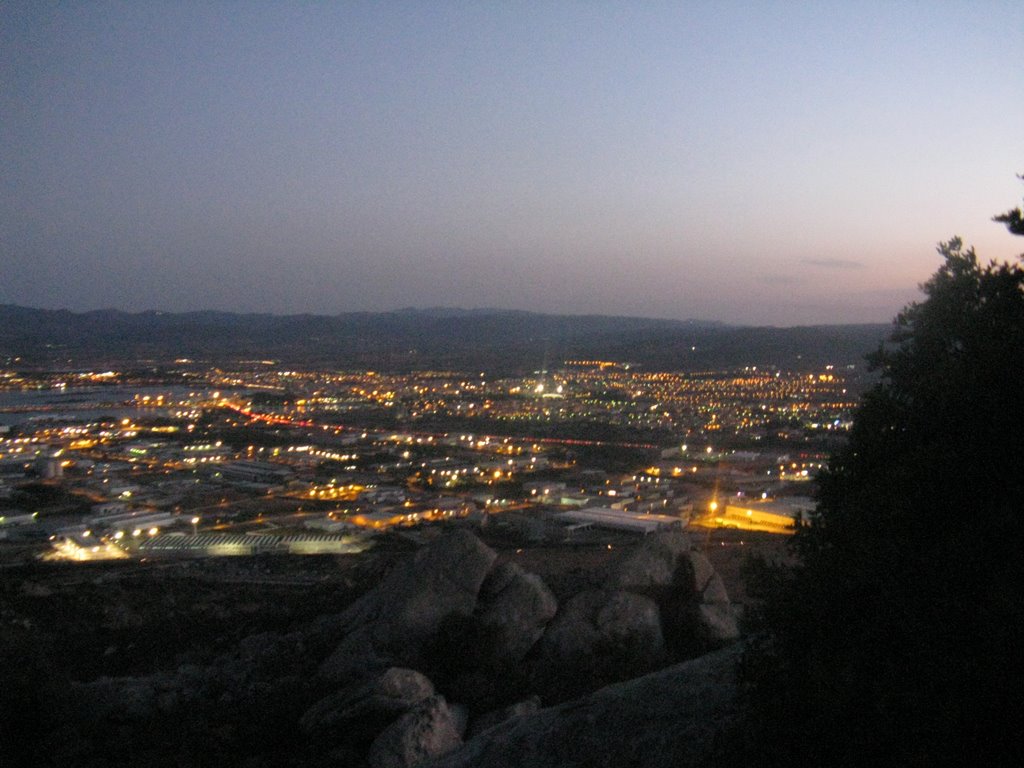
[802,258,866,270]
[761,273,800,285]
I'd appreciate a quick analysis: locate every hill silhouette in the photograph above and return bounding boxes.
[0,305,886,372]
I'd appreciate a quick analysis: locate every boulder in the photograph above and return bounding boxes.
[603,529,692,591]
[300,667,436,745]
[540,589,665,665]
[696,572,739,643]
[319,531,497,682]
[658,552,740,654]
[684,551,718,595]
[678,551,739,643]
[698,601,739,642]
[466,696,542,739]
[533,589,666,700]
[604,537,741,654]
[368,695,463,768]
[474,562,558,664]
[424,644,744,768]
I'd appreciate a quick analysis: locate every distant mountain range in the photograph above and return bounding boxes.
[0,305,890,372]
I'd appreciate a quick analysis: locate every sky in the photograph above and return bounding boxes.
[2,1,1021,326]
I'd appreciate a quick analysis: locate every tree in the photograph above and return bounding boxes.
[993,173,1024,235]
[740,185,1024,766]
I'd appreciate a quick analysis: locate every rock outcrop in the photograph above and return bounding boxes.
[532,588,666,702]
[425,643,743,768]
[691,556,740,645]
[604,530,740,655]
[300,667,436,746]
[539,589,665,664]
[319,530,498,682]
[466,696,542,739]
[55,528,743,768]
[473,562,558,664]
[603,528,692,590]
[368,694,464,768]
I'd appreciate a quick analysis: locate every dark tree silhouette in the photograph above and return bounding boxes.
[741,185,1024,766]
[993,173,1024,235]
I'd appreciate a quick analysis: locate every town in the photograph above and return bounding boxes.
[0,361,857,564]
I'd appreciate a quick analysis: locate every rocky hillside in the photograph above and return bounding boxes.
[27,529,744,767]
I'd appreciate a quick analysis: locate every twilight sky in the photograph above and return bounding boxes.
[2,2,1021,326]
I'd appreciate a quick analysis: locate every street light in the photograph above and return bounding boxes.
[191,516,200,535]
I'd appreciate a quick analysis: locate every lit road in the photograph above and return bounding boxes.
[221,402,659,451]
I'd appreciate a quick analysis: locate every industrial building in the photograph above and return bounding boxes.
[137,532,372,557]
[218,461,294,485]
[553,507,685,535]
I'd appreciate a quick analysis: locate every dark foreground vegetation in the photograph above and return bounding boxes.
[0,552,398,767]
[738,187,1024,766]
